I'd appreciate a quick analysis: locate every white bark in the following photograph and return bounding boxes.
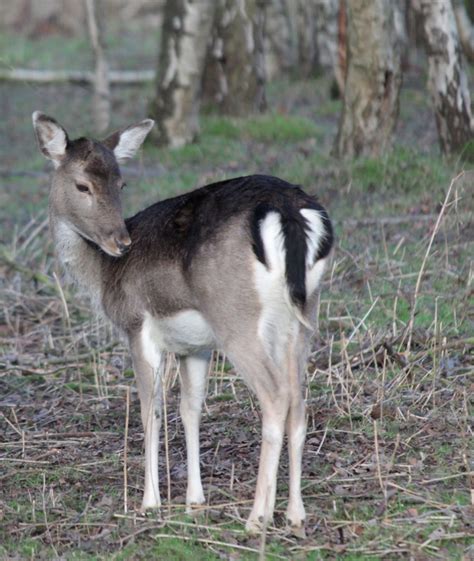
[414,0,473,154]
[334,0,403,158]
[453,0,474,62]
[294,0,344,87]
[85,0,110,134]
[265,0,297,79]
[151,0,216,147]
[202,0,267,116]
[314,0,340,72]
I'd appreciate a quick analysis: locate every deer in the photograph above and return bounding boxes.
[32,111,333,535]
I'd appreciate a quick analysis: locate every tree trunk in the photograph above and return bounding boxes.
[264,0,297,79]
[453,0,474,62]
[150,0,215,147]
[85,0,110,134]
[414,0,473,155]
[314,0,340,75]
[294,0,318,78]
[294,0,345,91]
[334,0,403,158]
[202,0,267,116]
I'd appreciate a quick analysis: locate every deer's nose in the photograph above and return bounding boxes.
[115,235,132,255]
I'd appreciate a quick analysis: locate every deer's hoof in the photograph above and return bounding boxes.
[140,498,161,514]
[286,521,306,539]
[245,516,263,535]
[185,501,206,517]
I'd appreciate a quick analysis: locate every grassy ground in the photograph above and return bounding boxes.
[0,24,473,561]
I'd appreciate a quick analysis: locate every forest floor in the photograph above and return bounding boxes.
[0,25,473,561]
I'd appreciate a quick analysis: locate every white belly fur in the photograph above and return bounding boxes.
[142,310,216,356]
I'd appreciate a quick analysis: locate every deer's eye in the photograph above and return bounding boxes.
[120,182,127,190]
[76,183,90,194]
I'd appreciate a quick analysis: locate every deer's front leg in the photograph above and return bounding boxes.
[179,353,210,511]
[130,335,163,511]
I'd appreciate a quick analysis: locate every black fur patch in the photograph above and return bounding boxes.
[315,207,334,262]
[251,202,274,265]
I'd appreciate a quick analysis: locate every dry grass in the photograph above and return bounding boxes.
[1,168,472,560]
[0,29,473,556]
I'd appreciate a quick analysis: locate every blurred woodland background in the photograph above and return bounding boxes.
[0,1,473,560]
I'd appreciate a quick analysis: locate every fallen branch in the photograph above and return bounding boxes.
[0,68,154,85]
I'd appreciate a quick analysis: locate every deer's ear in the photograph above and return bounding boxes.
[103,119,154,164]
[32,112,69,168]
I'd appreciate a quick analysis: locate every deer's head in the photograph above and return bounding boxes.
[32,112,154,257]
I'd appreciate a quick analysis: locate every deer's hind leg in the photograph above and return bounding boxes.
[285,293,320,532]
[224,340,290,534]
[285,333,308,532]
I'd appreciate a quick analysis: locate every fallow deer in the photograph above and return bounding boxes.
[32,112,333,534]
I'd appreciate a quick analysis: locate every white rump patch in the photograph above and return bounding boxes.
[254,212,299,363]
[113,119,155,163]
[258,211,286,273]
[300,208,329,296]
[253,208,330,353]
[300,208,326,268]
[306,257,327,297]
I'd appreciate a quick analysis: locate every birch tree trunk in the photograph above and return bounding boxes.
[314,0,340,76]
[202,0,267,116]
[414,0,473,154]
[294,0,318,78]
[334,0,402,158]
[453,0,474,62]
[150,0,215,147]
[85,0,110,134]
[264,0,297,79]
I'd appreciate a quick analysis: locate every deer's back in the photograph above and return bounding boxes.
[100,175,330,336]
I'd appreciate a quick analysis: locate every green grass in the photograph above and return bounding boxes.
[241,113,322,143]
[0,23,157,71]
[350,146,451,194]
[0,31,92,69]
[201,113,322,144]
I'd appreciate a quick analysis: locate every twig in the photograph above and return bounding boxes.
[0,67,154,84]
[406,172,464,351]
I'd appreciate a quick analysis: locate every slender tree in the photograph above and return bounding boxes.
[202,0,267,116]
[334,0,403,158]
[150,0,215,147]
[85,0,110,134]
[414,0,473,155]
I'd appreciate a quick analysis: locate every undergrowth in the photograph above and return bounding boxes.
[1,26,473,561]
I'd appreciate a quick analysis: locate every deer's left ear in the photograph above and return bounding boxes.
[103,119,155,164]
[32,111,69,168]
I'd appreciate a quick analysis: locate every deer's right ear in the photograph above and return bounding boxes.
[32,112,69,168]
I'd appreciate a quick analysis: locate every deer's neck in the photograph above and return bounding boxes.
[50,216,103,298]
